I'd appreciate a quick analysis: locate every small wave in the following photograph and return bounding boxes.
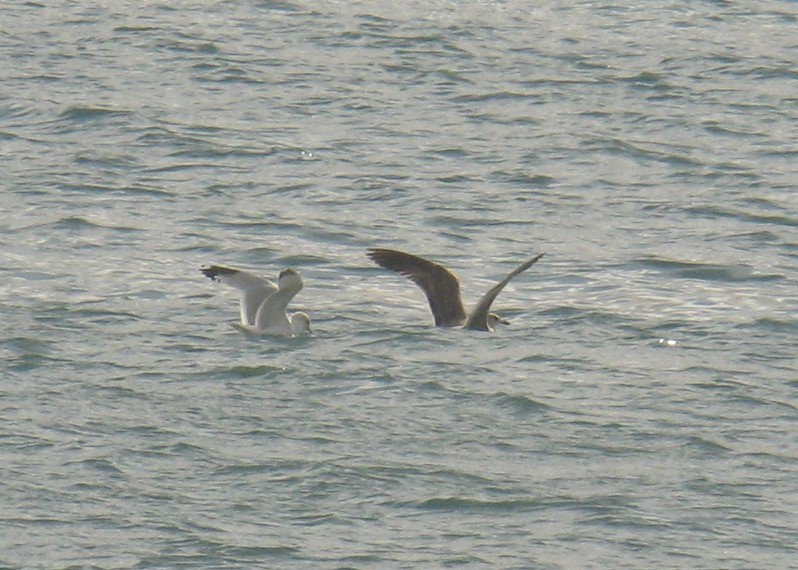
[745,316,798,333]
[223,364,290,378]
[2,336,55,355]
[683,435,733,455]
[489,171,557,187]
[13,215,141,235]
[71,457,124,476]
[494,392,553,417]
[685,203,798,229]
[617,70,672,91]
[57,105,131,124]
[414,496,545,513]
[632,256,782,282]
[451,90,532,104]
[155,34,220,55]
[220,545,300,559]
[586,136,704,168]
[7,353,72,373]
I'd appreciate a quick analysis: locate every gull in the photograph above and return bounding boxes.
[200,265,311,336]
[366,248,543,331]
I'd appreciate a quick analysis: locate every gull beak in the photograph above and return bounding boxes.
[488,313,510,327]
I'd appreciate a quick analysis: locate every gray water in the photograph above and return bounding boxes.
[2,1,797,568]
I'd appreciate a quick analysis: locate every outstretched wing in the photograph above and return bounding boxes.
[200,265,277,326]
[367,248,467,327]
[465,253,544,331]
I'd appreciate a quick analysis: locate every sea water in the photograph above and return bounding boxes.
[1,1,797,568]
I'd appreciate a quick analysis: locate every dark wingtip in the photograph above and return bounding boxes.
[365,248,397,267]
[199,266,217,281]
[522,252,545,270]
[366,247,387,260]
[200,264,236,282]
[366,248,425,279]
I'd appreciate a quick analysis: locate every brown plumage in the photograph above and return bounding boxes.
[367,248,544,331]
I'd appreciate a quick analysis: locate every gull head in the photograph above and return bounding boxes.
[278,268,303,292]
[487,313,510,330]
[290,312,312,335]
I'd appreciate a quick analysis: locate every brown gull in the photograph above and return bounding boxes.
[366,248,543,331]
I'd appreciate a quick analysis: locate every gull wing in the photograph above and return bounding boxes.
[464,253,544,331]
[253,287,296,334]
[367,248,467,327]
[200,265,277,326]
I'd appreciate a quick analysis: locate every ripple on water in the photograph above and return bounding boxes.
[1,2,797,568]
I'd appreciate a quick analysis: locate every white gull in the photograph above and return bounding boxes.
[200,265,311,336]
